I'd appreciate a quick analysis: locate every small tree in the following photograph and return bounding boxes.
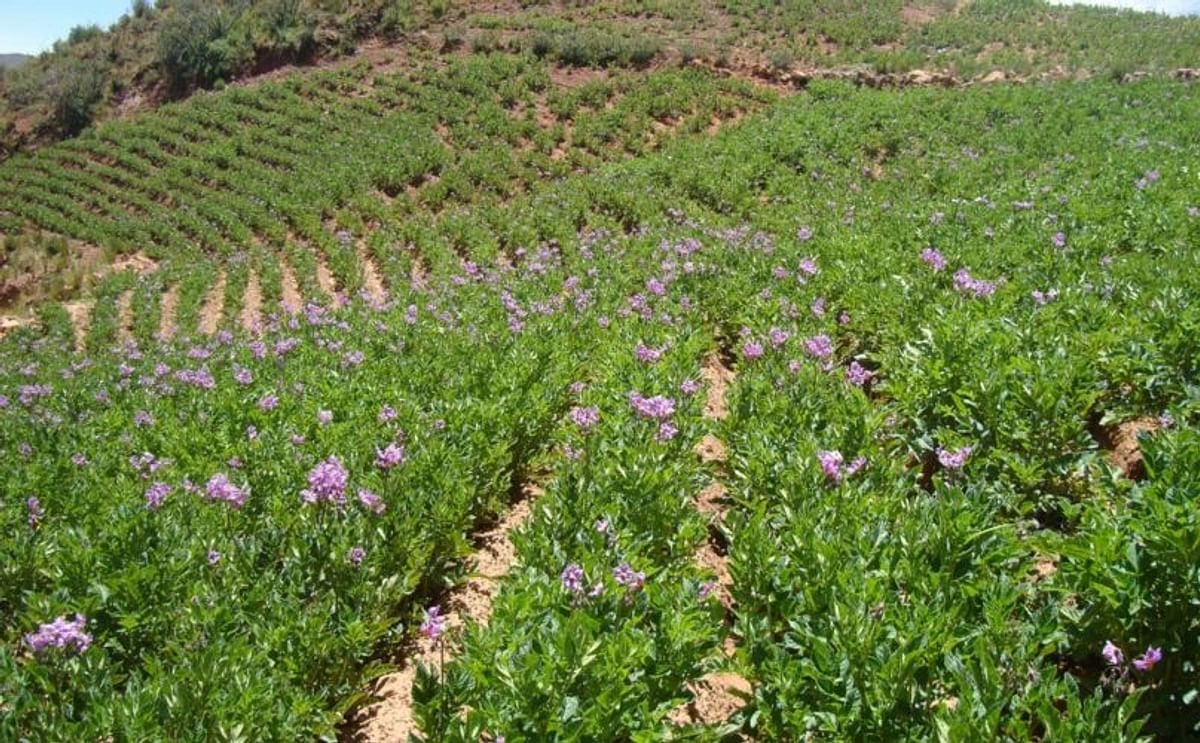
[47,59,106,135]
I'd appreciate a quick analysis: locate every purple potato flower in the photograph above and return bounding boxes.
[561,563,585,594]
[571,406,600,432]
[1102,641,1125,667]
[24,614,92,654]
[421,606,446,640]
[145,482,172,510]
[301,456,349,506]
[205,473,249,508]
[845,361,873,387]
[629,392,676,420]
[804,335,833,360]
[921,248,947,272]
[357,488,385,515]
[613,562,646,592]
[1133,647,1163,672]
[937,446,973,470]
[375,443,406,470]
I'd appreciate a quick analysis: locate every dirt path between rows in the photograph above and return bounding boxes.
[315,252,339,304]
[199,269,227,336]
[116,290,133,345]
[241,269,262,333]
[63,300,90,353]
[158,283,179,340]
[347,482,544,741]
[357,241,387,306]
[279,256,303,313]
[668,350,752,727]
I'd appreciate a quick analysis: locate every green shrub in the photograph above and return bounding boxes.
[156,0,252,92]
[47,58,106,135]
[253,0,317,59]
[66,25,103,47]
[380,0,418,38]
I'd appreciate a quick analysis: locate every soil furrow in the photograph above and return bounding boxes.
[348,482,544,742]
[668,350,751,727]
[199,268,227,336]
[157,283,179,340]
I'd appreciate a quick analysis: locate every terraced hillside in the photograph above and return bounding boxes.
[1,54,769,344]
[2,4,1200,742]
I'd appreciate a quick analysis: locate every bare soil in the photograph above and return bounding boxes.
[668,346,752,727]
[158,283,179,340]
[116,290,133,345]
[199,269,227,336]
[63,300,90,353]
[278,256,303,313]
[241,269,262,332]
[357,242,387,306]
[348,483,544,742]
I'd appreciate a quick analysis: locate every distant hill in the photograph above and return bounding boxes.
[0,53,32,68]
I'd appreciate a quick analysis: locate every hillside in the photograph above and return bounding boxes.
[2,0,1200,156]
[1,2,1200,741]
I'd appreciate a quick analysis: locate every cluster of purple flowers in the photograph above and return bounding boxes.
[629,392,675,420]
[796,257,818,283]
[635,343,666,364]
[18,384,52,406]
[613,562,646,593]
[24,614,92,654]
[175,368,216,390]
[561,563,585,594]
[206,473,249,508]
[1103,641,1162,672]
[301,456,349,506]
[348,546,367,565]
[570,405,600,432]
[1031,289,1059,306]
[921,248,947,272]
[1134,169,1160,190]
[743,341,764,360]
[952,269,999,298]
[845,361,874,387]
[655,421,679,442]
[145,482,172,510]
[803,334,834,360]
[357,488,385,514]
[376,443,406,470]
[817,450,867,484]
[130,452,170,479]
[936,445,973,470]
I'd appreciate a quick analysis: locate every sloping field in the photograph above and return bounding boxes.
[2,36,1199,743]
